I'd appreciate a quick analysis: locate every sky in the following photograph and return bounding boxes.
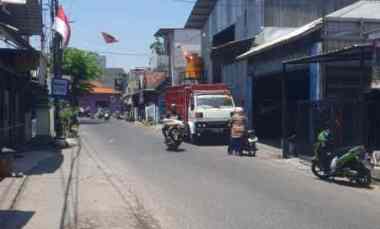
[60,0,195,71]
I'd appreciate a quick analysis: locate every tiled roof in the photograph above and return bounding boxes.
[85,81,120,94]
[91,87,120,94]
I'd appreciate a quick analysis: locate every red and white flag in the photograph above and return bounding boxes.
[53,6,71,47]
[101,32,118,44]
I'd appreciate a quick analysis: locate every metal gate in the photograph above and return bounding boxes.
[295,100,371,156]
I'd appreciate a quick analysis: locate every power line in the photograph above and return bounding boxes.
[96,51,149,57]
[172,0,309,8]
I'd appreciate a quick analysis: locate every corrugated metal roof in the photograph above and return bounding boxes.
[154,28,178,37]
[327,0,380,21]
[0,0,42,35]
[184,0,217,29]
[254,27,297,45]
[237,19,323,60]
[284,43,372,65]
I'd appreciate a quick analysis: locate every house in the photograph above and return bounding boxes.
[78,81,122,114]
[124,67,150,121]
[154,28,201,85]
[142,71,168,123]
[102,68,127,90]
[0,0,49,147]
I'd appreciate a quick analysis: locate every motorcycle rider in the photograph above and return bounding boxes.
[317,123,334,173]
[162,104,181,142]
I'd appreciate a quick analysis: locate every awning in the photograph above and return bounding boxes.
[0,23,32,49]
[283,43,373,65]
[237,19,323,60]
[326,0,380,22]
[184,0,217,29]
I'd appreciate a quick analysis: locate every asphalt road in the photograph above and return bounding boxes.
[79,119,380,229]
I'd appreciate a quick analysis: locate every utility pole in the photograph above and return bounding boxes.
[51,0,63,138]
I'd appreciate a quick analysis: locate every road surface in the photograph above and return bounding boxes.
[79,119,380,229]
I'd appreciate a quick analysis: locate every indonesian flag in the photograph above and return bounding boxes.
[53,6,71,47]
[101,32,118,44]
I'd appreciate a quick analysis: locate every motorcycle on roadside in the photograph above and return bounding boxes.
[240,130,258,157]
[311,128,372,187]
[162,118,186,151]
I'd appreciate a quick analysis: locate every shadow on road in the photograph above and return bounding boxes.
[259,138,282,149]
[0,210,34,229]
[79,119,105,125]
[193,135,229,146]
[316,177,375,190]
[26,151,64,176]
[11,145,64,176]
[166,148,186,153]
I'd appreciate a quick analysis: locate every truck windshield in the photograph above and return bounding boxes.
[196,95,234,108]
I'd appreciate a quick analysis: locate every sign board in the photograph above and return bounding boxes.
[52,79,69,96]
[185,53,203,80]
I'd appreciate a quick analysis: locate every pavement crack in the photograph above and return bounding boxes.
[81,136,163,229]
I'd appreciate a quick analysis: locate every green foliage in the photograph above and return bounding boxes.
[62,48,103,105]
[150,38,164,55]
[59,105,79,137]
[63,48,103,80]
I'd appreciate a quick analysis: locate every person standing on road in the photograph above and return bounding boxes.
[229,107,247,156]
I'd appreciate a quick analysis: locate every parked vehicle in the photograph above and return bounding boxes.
[96,111,104,119]
[241,130,258,157]
[103,112,111,121]
[311,129,372,186]
[79,107,91,118]
[162,118,186,151]
[165,84,235,144]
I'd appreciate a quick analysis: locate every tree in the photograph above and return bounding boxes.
[62,48,103,106]
[150,37,164,55]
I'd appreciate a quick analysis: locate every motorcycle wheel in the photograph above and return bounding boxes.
[248,150,256,157]
[167,143,179,151]
[311,160,330,180]
[356,169,372,187]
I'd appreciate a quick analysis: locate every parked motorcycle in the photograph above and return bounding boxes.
[162,118,186,151]
[311,128,372,186]
[241,130,258,157]
[103,112,111,121]
[96,110,104,119]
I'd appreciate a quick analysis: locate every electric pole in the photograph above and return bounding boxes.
[51,0,63,138]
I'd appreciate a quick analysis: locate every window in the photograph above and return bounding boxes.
[196,95,234,108]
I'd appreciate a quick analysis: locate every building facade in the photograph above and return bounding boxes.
[0,0,48,147]
[154,28,201,86]
[185,0,360,132]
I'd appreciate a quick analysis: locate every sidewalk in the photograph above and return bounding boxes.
[0,138,142,229]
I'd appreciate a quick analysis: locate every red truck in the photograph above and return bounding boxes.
[165,84,236,143]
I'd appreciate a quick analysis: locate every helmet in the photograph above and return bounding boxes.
[234,107,244,113]
[170,104,177,111]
